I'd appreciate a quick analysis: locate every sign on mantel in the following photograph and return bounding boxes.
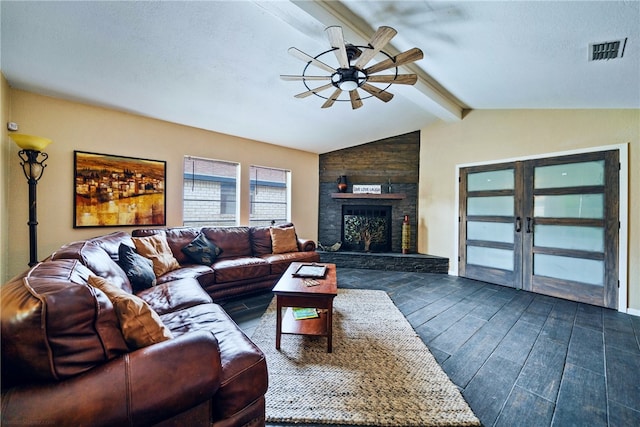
[352,185,382,194]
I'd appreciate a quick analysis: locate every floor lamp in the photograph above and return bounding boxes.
[9,133,53,267]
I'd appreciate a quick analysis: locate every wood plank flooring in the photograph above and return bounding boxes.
[220,268,640,427]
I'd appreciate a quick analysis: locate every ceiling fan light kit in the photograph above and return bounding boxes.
[281,25,423,110]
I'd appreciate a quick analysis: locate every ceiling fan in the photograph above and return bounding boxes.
[280,26,424,110]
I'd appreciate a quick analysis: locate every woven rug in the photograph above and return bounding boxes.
[251,289,480,426]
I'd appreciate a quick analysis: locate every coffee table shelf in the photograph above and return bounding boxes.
[281,308,328,336]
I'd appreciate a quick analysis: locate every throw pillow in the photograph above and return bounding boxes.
[131,234,181,277]
[117,243,157,292]
[88,275,173,349]
[270,226,299,254]
[181,233,222,265]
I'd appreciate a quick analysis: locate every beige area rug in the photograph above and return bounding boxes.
[251,289,480,426]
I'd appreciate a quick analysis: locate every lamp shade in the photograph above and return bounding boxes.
[9,134,53,151]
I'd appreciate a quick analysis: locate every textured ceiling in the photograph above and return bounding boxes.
[2,1,638,154]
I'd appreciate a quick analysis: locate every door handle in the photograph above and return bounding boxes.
[515,217,521,232]
[526,217,532,233]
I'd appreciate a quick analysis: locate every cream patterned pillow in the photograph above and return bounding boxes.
[132,234,181,277]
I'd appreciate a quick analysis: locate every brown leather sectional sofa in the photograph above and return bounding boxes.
[1,223,319,426]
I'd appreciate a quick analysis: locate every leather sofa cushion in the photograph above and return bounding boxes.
[155,264,215,287]
[88,231,135,261]
[202,227,252,259]
[0,260,128,384]
[137,278,213,316]
[261,251,322,275]
[160,303,268,420]
[211,257,270,283]
[164,227,201,264]
[52,240,133,293]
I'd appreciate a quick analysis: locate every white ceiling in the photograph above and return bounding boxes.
[2,1,639,154]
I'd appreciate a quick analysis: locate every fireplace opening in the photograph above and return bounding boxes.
[342,205,392,252]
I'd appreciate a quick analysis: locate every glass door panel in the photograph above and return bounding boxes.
[533,254,604,286]
[534,160,604,188]
[467,246,514,271]
[468,221,514,244]
[467,196,514,216]
[468,169,514,191]
[534,225,604,252]
[534,194,604,218]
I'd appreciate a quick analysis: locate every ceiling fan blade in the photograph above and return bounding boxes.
[364,47,424,75]
[288,47,336,73]
[325,26,350,68]
[322,88,342,108]
[280,75,332,81]
[295,83,335,98]
[366,74,418,85]
[354,26,397,69]
[360,83,394,103]
[349,90,363,109]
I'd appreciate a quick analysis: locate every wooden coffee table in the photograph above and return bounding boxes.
[273,262,337,353]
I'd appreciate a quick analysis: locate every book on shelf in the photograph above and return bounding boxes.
[292,307,319,320]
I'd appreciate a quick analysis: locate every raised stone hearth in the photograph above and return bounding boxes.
[318,250,448,274]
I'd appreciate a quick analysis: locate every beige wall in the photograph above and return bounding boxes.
[419,109,640,312]
[3,89,319,281]
[1,74,10,283]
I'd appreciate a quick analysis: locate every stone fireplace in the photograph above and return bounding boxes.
[316,130,448,273]
[317,131,420,254]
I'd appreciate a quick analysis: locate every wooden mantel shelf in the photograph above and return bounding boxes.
[331,193,406,200]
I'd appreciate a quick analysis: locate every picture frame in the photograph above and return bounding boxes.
[74,151,166,228]
[292,263,327,278]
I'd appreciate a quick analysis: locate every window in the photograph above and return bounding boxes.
[249,165,290,226]
[183,157,238,226]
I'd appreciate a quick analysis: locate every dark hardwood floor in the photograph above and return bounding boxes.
[221,268,640,427]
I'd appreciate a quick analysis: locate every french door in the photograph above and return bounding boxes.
[459,150,619,308]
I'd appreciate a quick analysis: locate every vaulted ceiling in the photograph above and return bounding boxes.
[2,1,638,154]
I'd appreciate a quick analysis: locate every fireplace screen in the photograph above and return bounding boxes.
[342,205,392,252]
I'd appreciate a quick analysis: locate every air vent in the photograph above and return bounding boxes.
[589,38,627,61]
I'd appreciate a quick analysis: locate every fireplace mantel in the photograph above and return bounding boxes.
[331,193,406,200]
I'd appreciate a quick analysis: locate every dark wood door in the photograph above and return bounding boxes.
[459,150,619,308]
[459,162,524,288]
[521,150,619,308]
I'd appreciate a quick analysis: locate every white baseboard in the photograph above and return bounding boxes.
[626,307,640,317]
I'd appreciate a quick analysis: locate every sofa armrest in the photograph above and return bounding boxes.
[1,331,221,427]
[297,238,317,252]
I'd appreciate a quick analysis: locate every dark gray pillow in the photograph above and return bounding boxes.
[181,233,222,265]
[117,243,157,292]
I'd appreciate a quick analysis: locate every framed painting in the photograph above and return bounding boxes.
[74,151,166,228]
